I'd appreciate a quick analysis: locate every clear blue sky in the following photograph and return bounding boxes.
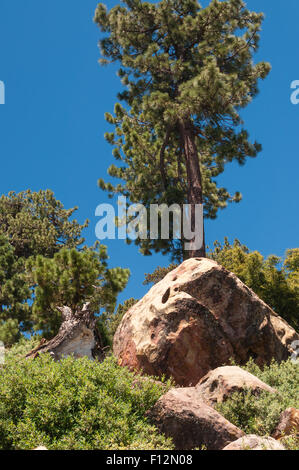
[0,0,298,304]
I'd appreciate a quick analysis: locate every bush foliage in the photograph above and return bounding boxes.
[216,358,299,449]
[0,340,173,450]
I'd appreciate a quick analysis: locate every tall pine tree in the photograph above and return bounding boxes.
[95,0,270,260]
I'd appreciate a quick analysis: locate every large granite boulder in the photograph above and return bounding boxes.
[147,387,244,450]
[114,258,298,386]
[196,366,276,407]
[223,435,286,450]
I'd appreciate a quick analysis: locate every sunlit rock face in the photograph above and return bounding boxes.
[114,258,298,386]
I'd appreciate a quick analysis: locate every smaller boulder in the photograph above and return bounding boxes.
[223,435,286,450]
[272,408,299,440]
[196,366,276,407]
[147,387,244,450]
[33,446,48,450]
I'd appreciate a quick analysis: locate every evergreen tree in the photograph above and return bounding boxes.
[95,0,270,260]
[144,263,178,285]
[0,189,88,259]
[0,235,31,346]
[0,189,130,343]
[0,189,89,342]
[284,248,299,292]
[99,297,138,346]
[27,244,130,338]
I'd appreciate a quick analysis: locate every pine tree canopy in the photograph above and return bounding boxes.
[0,190,129,345]
[0,189,88,259]
[95,0,270,260]
[0,189,90,344]
[0,235,31,345]
[27,244,130,338]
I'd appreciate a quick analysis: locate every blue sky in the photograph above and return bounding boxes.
[0,0,298,304]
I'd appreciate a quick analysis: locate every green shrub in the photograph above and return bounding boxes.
[216,359,299,449]
[0,340,173,450]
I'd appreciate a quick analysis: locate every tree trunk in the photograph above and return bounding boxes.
[26,303,107,361]
[179,119,206,258]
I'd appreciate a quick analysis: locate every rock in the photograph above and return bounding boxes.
[147,387,244,450]
[33,446,48,450]
[272,408,299,439]
[223,435,286,450]
[196,366,276,406]
[26,304,106,361]
[114,258,298,386]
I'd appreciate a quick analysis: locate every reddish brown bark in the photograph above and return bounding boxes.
[179,119,206,258]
